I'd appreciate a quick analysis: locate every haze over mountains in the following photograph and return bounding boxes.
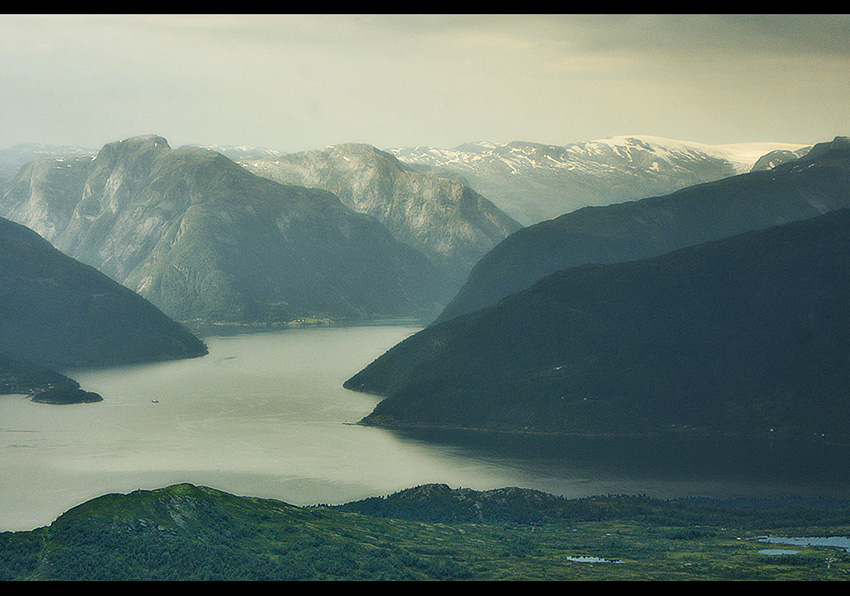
[0,143,95,180]
[0,129,837,424]
[2,134,807,234]
[8,133,797,330]
[343,136,850,442]
[238,143,522,289]
[0,135,449,326]
[389,136,811,225]
[6,124,850,583]
[436,136,850,323]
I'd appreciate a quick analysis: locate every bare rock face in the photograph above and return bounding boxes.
[1,135,448,326]
[240,143,522,290]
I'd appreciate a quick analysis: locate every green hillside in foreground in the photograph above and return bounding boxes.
[3,483,850,580]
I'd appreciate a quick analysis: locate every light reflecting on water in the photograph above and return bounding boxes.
[0,326,529,531]
[388,427,850,501]
[2,325,850,532]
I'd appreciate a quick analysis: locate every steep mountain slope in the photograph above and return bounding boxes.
[390,136,810,224]
[239,143,522,288]
[436,136,850,324]
[346,209,850,443]
[0,135,447,325]
[0,153,93,239]
[0,215,207,369]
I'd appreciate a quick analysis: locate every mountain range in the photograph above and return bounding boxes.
[238,143,522,289]
[0,135,448,326]
[5,127,850,583]
[389,135,810,225]
[0,132,833,414]
[0,143,95,180]
[1,134,807,324]
[346,207,850,443]
[435,136,850,323]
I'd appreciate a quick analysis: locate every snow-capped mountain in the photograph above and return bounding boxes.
[0,143,96,178]
[389,135,811,225]
[190,144,285,161]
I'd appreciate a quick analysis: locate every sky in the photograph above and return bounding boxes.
[2,13,849,153]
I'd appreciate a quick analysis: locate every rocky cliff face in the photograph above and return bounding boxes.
[0,135,447,326]
[239,143,522,289]
[0,154,93,242]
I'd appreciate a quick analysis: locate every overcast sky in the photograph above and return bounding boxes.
[2,14,849,152]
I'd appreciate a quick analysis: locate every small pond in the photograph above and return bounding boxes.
[759,536,850,552]
[565,555,623,564]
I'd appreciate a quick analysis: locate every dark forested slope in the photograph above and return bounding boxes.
[437,136,850,323]
[0,215,206,369]
[347,209,850,443]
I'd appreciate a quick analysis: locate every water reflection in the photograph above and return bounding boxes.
[387,427,850,499]
[0,326,529,531]
[759,536,850,551]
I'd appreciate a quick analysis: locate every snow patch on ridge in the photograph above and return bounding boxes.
[389,135,810,177]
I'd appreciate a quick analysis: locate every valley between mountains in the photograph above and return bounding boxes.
[2,132,847,446]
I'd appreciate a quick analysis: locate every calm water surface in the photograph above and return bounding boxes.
[2,325,850,531]
[760,536,850,551]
